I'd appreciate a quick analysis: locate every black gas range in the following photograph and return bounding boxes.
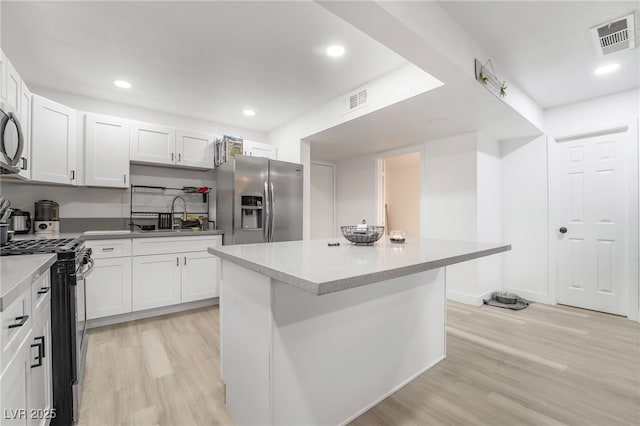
[2,238,93,426]
[0,238,82,256]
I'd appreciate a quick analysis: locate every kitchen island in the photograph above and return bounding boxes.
[208,238,510,426]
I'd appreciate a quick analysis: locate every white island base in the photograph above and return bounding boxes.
[220,261,446,426]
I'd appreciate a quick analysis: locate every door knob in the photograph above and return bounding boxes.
[559,227,568,234]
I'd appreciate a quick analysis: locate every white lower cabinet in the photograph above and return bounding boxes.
[86,257,132,320]
[181,252,220,302]
[28,305,53,426]
[85,236,221,321]
[0,273,52,426]
[0,337,30,426]
[132,253,182,311]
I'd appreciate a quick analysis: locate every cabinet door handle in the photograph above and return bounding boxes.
[124,174,127,184]
[178,153,181,162]
[171,152,175,162]
[102,247,115,252]
[184,256,187,266]
[176,257,179,267]
[8,315,29,329]
[37,287,50,295]
[21,157,27,170]
[30,337,44,368]
[35,336,45,358]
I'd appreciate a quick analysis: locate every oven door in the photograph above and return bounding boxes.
[71,248,94,422]
[0,106,24,174]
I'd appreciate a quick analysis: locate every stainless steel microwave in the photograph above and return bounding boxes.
[0,104,25,175]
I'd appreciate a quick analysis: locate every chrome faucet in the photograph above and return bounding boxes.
[170,196,188,229]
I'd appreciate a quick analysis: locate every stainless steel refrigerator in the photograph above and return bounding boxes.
[216,156,303,245]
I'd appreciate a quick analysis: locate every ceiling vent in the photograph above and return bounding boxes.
[345,87,368,114]
[591,12,637,56]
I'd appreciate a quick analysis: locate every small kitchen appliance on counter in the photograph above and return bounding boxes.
[9,209,31,234]
[34,200,59,234]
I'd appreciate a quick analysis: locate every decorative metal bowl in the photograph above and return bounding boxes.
[340,225,385,245]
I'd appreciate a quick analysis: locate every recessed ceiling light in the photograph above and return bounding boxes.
[594,63,621,75]
[243,109,255,117]
[326,45,345,58]
[113,80,131,89]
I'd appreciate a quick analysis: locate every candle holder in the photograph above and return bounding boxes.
[390,230,406,244]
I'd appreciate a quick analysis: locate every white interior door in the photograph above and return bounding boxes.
[556,132,629,315]
[310,163,335,239]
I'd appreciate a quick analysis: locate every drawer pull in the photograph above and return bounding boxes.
[102,247,115,252]
[37,287,51,295]
[9,315,29,329]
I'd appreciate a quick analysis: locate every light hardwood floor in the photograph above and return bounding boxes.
[78,301,640,426]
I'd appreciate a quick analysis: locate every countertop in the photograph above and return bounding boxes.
[0,254,57,312]
[13,229,224,241]
[209,237,511,295]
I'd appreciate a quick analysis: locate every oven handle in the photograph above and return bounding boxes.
[75,258,95,281]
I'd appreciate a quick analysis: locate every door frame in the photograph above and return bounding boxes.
[310,160,337,238]
[374,143,426,237]
[547,120,639,320]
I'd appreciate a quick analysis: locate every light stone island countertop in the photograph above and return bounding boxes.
[0,254,57,311]
[208,237,511,295]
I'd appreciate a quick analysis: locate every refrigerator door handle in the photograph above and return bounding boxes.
[270,181,275,242]
[264,180,270,241]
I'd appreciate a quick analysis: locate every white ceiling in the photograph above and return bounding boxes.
[438,1,640,109]
[1,1,407,132]
[307,78,541,162]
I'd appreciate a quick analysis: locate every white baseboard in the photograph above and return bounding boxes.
[87,298,219,329]
[446,289,495,306]
[501,287,549,304]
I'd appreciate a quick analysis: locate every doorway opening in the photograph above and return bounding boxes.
[379,152,421,238]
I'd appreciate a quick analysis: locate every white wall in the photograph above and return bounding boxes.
[335,155,377,231]
[333,131,504,305]
[423,133,477,241]
[269,64,443,240]
[476,133,502,297]
[0,88,266,221]
[498,89,640,317]
[545,89,639,139]
[30,87,267,142]
[500,135,549,302]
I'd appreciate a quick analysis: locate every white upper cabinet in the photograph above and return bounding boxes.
[176,130,214,169]
[4,57,21,115]
[243,140,277,160]
[130,121,175,166]
[31,95,78,185]
[85,113,130,188]
[17,82,31,180]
